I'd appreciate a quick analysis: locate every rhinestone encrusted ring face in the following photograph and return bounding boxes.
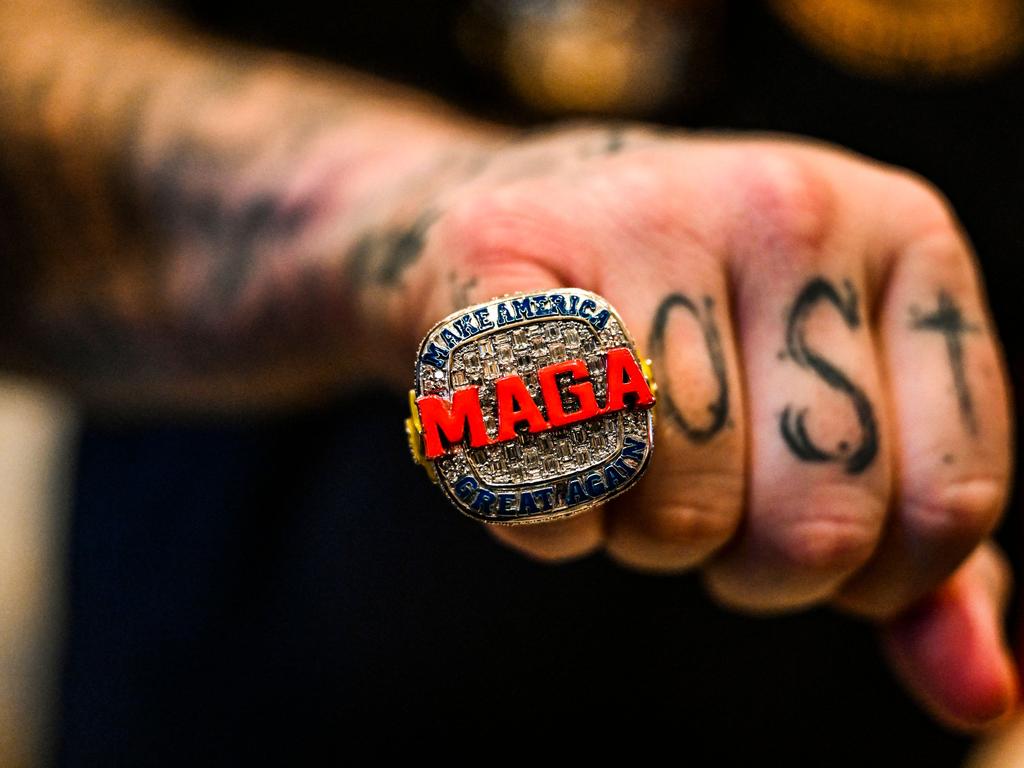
[406,288,656,525]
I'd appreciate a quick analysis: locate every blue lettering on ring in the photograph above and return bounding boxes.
[584,473,606,497]
[496,302,516,326]
[473,307,494,331]
[531,294,554,317]
[421,342,449,368]
[454,476,479,500]
[519,491,539,515]
[453,313,479,338]
[441,328,461,349]
[471,488,497,514]
[533,487,554,510]
[511,297,534,320]
[566,478,589,506]
[621,435,646,463]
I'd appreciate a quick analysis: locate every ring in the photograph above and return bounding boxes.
[406,288,657,525]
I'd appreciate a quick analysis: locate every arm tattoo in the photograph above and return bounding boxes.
[603,125,627,155]
[779,277,879,474]
[0,2,506,401]
[648,293,729,443]
[448,271,479,311]
[142,136,318,306]
[910,290,980,435]
[345,209,438,290]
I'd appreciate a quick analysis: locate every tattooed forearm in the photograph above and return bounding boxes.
[910,291,980,435]
[779,277,878,474]
[0,1,492,402]
[346,210,438,289]
[648,293,729,443]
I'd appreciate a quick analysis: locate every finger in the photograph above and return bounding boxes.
[415,192,607,561]
[880,541,1018,731]
[602,254,745,571]
[488,513,604,562]
[702,151,892,611]
[835,173,1012,617]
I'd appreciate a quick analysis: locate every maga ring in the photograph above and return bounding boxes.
[406,288,656,525]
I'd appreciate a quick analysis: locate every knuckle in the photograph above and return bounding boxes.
[702,482,887,612]
[884,169,978,273]
[773,516,878,575]
[608,498,741,569]
[902,476,1006,544]
[436,189,582,280]
[888,169,961,239]
[767,485,885,575]
[636,473,744,549]
[728,148,836,272]
[642,501,740,551]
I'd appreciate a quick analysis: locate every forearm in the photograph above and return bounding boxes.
[0,0,500,409]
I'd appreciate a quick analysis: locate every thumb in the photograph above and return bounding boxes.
[880,540,1019,731]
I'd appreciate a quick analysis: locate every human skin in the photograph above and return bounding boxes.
[0,0,1016,732]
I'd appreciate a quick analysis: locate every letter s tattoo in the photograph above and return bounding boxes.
[779,278,878,475]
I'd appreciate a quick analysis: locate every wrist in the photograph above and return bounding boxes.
[325,131,506,392]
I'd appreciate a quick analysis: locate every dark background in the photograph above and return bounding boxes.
[58,2,1024,763]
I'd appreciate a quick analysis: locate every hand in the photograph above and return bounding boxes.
[398,126,1017,730]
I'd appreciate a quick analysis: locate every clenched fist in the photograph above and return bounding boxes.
[6,3,1016,757]
[381,126,1016,729]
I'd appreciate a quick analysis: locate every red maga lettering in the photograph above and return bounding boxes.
[417,346,654,459]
